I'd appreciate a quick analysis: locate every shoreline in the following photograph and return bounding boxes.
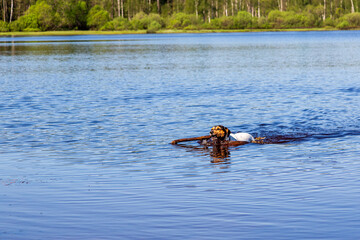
[1,27,356,36]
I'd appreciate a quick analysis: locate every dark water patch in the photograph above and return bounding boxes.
[340,87,360,94]
[254,126,360,144]
[3,122,34,129]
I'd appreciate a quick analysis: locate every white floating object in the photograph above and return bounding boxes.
[230,132,255,143]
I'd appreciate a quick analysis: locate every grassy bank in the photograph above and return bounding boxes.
[0,27,344,36]
[157,28,335,33]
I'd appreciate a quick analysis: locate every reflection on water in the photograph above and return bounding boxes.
[1,32,360,239]
[172,141,231,163]
[210,145,231,163]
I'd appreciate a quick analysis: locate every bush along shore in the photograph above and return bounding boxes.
[1,0,360,34]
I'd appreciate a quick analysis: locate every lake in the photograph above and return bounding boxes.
[1,31,360,239]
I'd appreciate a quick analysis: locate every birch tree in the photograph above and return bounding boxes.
[350,0,355,12]
[9,0,13,22]
[121,0,124,17]
[195,0,199,17]
[2,0,7,22]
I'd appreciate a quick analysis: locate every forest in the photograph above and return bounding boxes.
[1,0,360,32]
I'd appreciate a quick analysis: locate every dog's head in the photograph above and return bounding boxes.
[210,125,231,142]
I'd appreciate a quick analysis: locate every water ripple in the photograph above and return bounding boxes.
[1,32,360,239]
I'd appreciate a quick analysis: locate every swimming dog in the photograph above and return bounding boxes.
[171,125,264,146]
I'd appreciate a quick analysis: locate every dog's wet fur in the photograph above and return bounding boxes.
[206,125,231,146]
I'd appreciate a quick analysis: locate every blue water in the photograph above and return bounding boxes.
[1,31,360,239]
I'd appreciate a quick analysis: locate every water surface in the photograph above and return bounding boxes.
[1,31,360,239]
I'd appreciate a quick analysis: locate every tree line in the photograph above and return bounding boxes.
[1,0,360,32]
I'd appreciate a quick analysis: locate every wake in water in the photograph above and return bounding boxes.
[251,125,360,144]
[171,123,360,162]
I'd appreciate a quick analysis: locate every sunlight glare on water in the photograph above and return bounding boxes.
[1,31,360,239]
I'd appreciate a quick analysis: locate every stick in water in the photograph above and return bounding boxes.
[171,135,210,145]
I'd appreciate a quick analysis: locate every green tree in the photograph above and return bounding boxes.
[87,5,110,30]
[10,13,39,31]
[101,16,130,30]
[147,20,162,32]
[129,12,163,30]
[0,20,9,31]
[337,12,360,28]
[9,0,56,31]
[51,0,88,30]
[234,11,253,28]
[31,0,57,30]
[343,12,360,26]
[167,12,201,28]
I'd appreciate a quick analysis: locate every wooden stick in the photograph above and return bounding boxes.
[171,135,210,145]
